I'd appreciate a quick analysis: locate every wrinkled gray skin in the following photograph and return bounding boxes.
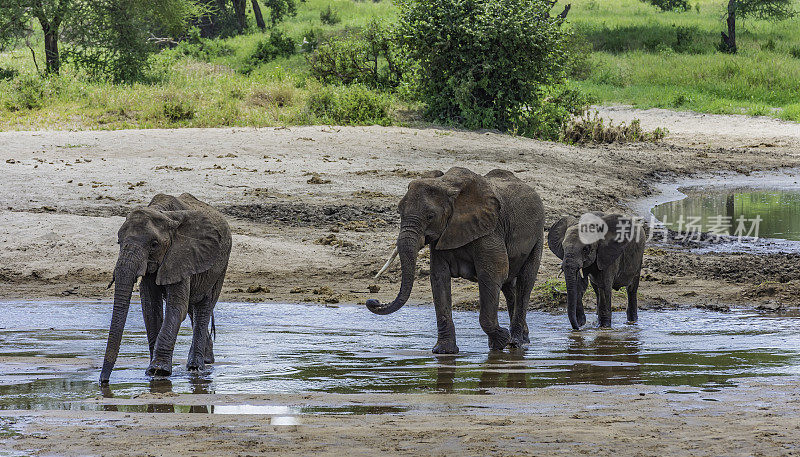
[547,213,645,330]
[100,193,232,384]
[366,167,545,353]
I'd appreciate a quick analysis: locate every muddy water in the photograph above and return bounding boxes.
[1,301,799,412]
[652,187,800,240]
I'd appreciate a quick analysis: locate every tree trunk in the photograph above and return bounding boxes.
[39,26,60,74]
[232,0,247,31]
[251,0,266,30]
[721,0,737,53]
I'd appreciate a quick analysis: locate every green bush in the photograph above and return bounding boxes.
[4,75,47,111]
[0,67,17,81]
[397,0,573,136]
[250,31,296,64]
[306,84,392,125]
[790,46,800,59]
[308,20,403,89]
[320,5,341,25]
[642,0,690,11]
[176,37,236,61]
[162,95,195,121]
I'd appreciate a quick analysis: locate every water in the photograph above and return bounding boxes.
[651,187,800,241]
[1,300,799,412]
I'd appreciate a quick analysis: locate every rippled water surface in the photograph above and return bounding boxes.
[652,187,800,240]
[1,300,799,411]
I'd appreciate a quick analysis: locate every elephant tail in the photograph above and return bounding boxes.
[210,313,216,340]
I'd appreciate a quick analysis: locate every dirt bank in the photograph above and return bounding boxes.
[3,377,799,456]
[1,107,800,309]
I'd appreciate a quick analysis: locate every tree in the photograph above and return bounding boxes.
[719,0,794,53]
[397,0,574,135]
[0,0,202,78]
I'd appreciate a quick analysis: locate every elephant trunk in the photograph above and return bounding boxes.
[564,268,582,331]
[366,231,421,315]
[100,247,146,384]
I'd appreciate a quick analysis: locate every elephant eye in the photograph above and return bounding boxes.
[150,239,159,248]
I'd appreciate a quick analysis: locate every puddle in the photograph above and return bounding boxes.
[1,301,800,412]
[652,187,800,241]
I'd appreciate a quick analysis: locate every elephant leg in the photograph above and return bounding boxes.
[139,275,163,360]
[502,280,516,323]
[147,280,190,377]
[596,283,613,328]
[187,299,212,372]
[431,253,458,354]
[626,276,640,324]
[478,275,510,350]
[511,241,542,345]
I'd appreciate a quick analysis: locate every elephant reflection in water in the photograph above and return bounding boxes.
[100,376,213,413]
[564,330,642,385]
[434,351,529,392]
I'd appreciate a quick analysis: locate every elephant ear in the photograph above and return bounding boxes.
[596,214,630,270]
[435,168,500,251]
[156,210,224,285]
[547,216,576,260]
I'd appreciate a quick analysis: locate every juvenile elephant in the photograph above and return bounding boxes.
[366,167,545,353]
[100,193,232,384]
[547,213,645,330]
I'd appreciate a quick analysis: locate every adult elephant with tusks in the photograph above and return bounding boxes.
[367,167,545,354]
[547,212,645,330]
[100,193,232,384]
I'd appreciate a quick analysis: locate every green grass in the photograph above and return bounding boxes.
[0,0,398,130]
[0,0,798,130]
[569,0,800,121]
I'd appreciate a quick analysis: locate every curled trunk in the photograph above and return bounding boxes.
[100,249,145,384]
[366,233,419,315]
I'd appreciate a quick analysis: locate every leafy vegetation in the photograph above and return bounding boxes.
[0,0,798,131]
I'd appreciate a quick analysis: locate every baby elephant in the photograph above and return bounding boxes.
[100,193,232,384]
[547,213,645,330]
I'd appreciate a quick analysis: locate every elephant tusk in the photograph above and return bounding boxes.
[374,246,399,279]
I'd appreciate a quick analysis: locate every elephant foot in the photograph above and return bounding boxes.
[577,310,587,328]
[146,360,173,377]
[432,339,459,354]
[625,320,638,325]
[487,328,511,351]
[598,320,612,328]
[509,328,529,348]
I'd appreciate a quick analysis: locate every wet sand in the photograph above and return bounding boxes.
[3,379,800,456]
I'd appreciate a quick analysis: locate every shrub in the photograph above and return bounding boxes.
[306,84,392,125]
[525,87,590,141]
[249,31,296,65]
[397,0,572,136]
[320,5,341,25]
[642,0,690,11]
[308,20,403,89]
[561,111,668,144]
[790,46,800,59]
[4,75,47,111]
[0,67,18,81]
[162,95,195,121]
[176,38,236,61]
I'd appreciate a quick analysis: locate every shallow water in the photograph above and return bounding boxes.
[1,301,799,412]
[652,187,800,241]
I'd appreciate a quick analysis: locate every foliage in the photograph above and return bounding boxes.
[526,87,590,140]
[161,94,196,121]
[731,0,795,21]
[0,67,18,80]
[561,110,668,143]
[175,30,236,61]
[248,30,296,65]
[397,0,571,135]
[0,1,28,51]
[265,0,298,26]
[320,4,341,25]
[642,0,690,11]
[305,83,392,125]
[3,74,50,111]
[307,20,403,89]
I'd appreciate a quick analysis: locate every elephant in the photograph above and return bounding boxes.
[366,167,545,354]
[99,193,232,384]
[547,212,645,330]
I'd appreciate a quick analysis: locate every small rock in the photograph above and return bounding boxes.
[246,285,270,294]
[368,284,380,293]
